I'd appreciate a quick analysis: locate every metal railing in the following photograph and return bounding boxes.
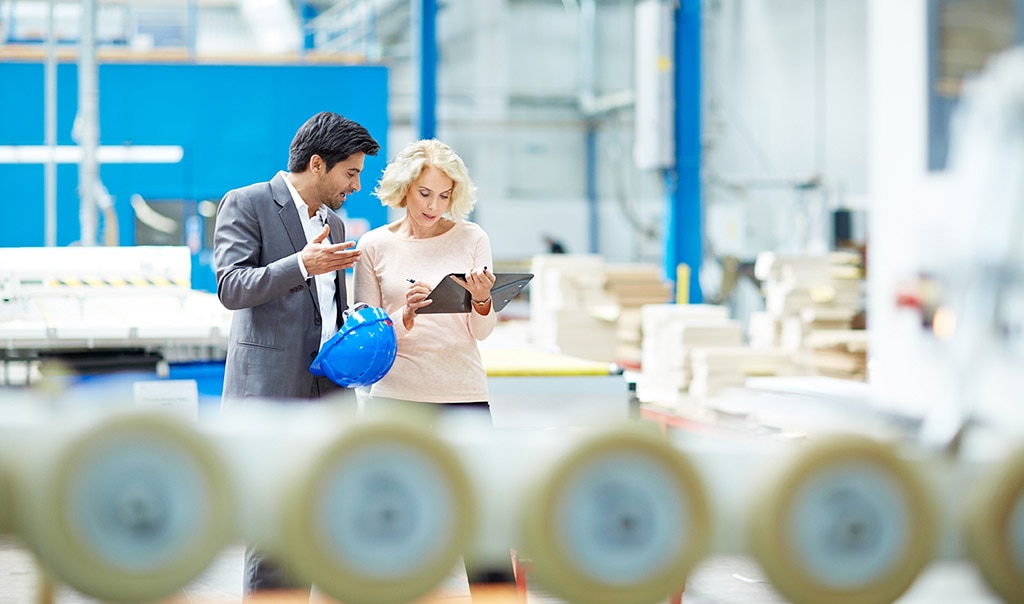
[306,0,379,60]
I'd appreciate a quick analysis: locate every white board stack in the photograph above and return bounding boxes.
[637,304,736,407]
[528,255,672,364]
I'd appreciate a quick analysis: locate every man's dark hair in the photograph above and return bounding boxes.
[288,111,380,173]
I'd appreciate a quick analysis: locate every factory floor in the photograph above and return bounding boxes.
[0,537,1003,603]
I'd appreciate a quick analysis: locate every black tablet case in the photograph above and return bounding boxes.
[416,272,534,314]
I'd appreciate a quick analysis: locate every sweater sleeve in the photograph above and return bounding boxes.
[353,237,382,308]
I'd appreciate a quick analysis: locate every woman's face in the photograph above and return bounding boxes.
[404,165,453,230]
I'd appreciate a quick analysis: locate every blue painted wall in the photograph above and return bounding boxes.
[0,61,389,289]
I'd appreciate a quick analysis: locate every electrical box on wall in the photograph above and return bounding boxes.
[634,0,675,170]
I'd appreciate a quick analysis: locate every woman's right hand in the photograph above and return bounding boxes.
[403,279,432,330]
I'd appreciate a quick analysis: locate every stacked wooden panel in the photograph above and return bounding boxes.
[749,251,867,380]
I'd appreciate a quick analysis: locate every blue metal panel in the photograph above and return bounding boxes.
[666,0,702,303]
[0,62,82,247]
[0,61,390,252]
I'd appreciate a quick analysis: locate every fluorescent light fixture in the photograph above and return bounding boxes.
[0,145,184,164]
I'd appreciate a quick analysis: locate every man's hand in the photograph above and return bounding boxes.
[301,225,361,275]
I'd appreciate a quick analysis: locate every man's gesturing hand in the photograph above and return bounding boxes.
[301,224,361,275]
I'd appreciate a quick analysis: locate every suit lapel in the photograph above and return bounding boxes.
[271,173,309,255]
[271,172,322,314]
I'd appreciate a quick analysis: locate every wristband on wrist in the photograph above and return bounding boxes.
[472,297,491,307]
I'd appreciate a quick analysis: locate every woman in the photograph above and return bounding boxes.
[354,138,496,409]
[353,138,514,599]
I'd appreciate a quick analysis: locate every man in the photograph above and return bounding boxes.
[212,111,380,595]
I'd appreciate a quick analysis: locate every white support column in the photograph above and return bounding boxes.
[866,0,952,415]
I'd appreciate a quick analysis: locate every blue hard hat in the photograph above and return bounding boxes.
[310,304,398,387]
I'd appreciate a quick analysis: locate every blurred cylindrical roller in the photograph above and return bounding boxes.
[12,408,235,603]
[963,443,1024,602]
[0,392,53,538]
[519,426,711,604]
[748,434,937,604]
[0,456,10,536]
[279,416,476,604]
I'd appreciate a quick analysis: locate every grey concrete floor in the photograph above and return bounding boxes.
[0,536,1005,603]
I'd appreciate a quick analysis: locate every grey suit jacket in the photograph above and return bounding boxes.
[214,172,348,403]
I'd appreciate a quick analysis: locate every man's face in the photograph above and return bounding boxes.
[317,152,366,211]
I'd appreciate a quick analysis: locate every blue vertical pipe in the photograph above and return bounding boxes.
[666,0,702,303]
[586,125,598,253]
[925,0,942,170]
[295,0,308,57]
[5,2,14,39]
[581,0,599,252]
[1018,0,1024,56]
[416,0,437,140]
[187,0,198,59]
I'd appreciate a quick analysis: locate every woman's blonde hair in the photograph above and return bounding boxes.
[373,139,478,221]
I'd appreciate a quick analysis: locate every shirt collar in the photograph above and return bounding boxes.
[282,170,328,222]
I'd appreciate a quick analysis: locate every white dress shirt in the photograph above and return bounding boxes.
[282,171,338,348]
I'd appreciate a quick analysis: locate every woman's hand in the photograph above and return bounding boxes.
[451,267,495,314]
[403,279,433,330]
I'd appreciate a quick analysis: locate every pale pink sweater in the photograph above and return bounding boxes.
[353,221,497,402]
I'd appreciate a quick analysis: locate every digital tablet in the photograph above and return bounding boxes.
[416,272,534,314]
